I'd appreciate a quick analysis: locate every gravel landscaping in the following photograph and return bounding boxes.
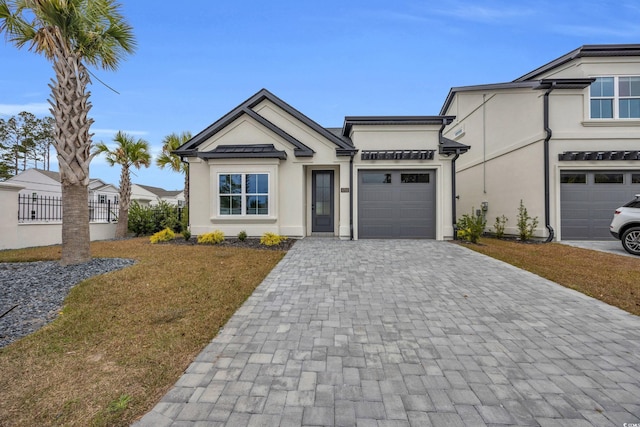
[0,258,135,348]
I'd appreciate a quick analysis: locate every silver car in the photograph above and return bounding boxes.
[610,194,640,256]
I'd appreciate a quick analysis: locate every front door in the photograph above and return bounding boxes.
[312,170,334,232]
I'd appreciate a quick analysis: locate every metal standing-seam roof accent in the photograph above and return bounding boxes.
[197,144,287,160]
[360,150,435,160]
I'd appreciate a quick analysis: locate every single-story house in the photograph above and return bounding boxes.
[130,184,185,207]
[441,44,640,241]
[175,89,469,240]
[5,168,119,205]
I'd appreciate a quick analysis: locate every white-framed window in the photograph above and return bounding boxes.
[218,173,269,216]
[590,76,640,119]
[99,194,107,204]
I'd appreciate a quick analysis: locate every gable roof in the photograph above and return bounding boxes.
[135,184,181,198]
[174,89,356,158]
[514,44,640,82]
[439,44,640,115]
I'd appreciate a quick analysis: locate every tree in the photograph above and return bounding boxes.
[0,111,55,177]
[0,0,136,265]
[93,131,150,238]
[156,131,191,207]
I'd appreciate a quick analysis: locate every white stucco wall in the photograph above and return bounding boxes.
[442,55,640,240]
[348,124,457,240]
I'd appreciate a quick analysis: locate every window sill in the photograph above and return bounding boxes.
[211,216,277,223]
[582,119,640,127]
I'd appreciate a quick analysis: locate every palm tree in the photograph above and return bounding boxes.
[93,131,150,238]
[156,131,191,207]
[0,0,135,265]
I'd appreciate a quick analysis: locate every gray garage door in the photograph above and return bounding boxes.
[560,170,640,240]
[358,170,436,238]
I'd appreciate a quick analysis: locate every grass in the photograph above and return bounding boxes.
[459,237,640,316]
[0,238,285,427]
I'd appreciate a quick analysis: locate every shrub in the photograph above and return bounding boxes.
[182,228,191,241]
[154,200,180,233]
[494,215,508,239]
[456,208,486,244]
[127,201,184,236]
[238,230,247,241]
[197,230,225,244]
[128,201,155,236]
[150,228,175,244]
[516,200,539,241]
[260,232,287,246]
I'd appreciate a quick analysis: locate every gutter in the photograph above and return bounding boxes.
[438,120,469,240]
[451,152,460,240]
[543,83,556,243]
[349,151,355,240]
[534,78,594,243]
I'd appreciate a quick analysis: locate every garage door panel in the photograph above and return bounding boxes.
[359,170,435,239]
[561,170,640,240]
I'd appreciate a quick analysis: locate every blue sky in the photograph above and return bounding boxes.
[2,0,639,190]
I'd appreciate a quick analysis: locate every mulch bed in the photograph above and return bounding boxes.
[159,237,296,251]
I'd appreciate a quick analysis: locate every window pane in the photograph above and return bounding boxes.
[594,173,623,184]
[632,174,640,183]
[592,77,614,97]
[619,77,640,97]
[401,173,429,183]
[591,99,613,118]
[560,173,586,184]
[362,173,391,184]
[219,174,242,194]
[619,99,640,118]
[246,195,268,215]
[246,174,269,194]
[220,196,241,215]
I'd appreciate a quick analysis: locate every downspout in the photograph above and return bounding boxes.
[543,83,555,243]
[349,151,355,240]
[451,151,460,240]
[439,120,460,240]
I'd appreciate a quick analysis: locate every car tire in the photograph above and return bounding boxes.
[621,226,640,256]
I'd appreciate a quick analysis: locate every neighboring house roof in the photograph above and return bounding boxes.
[37,169,61,182]
[135,184,182,198]
[439,44,640,115]
[175,88,356,158]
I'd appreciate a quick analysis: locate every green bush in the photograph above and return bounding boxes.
[128,201,155,236]
[516,200,539,241]
[237,230,247,241]
[127,201,185,236]
[456,208,486,244]
[494,215,508,239]
[182,228,191,241]
[150,228,175,244]
[260,232,287,246]
[198,230,225,244]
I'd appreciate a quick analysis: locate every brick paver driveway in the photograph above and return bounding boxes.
[136,239,640,426]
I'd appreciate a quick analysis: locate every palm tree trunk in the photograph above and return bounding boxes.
[61,182,90,265]
[116,166,131,238]
[49,40,94,265]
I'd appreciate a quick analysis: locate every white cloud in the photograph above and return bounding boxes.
[431,3,535,23]
[0,102,50,117]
